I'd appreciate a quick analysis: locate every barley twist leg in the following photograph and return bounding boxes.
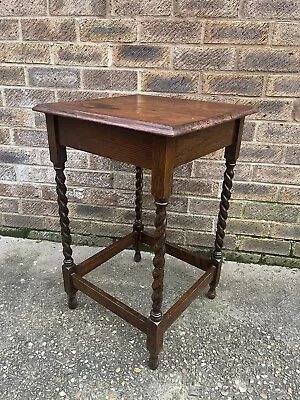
[208,160,236,300]
[55,164,78,309]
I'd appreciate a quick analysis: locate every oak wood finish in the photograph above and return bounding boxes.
[34,95,254,370]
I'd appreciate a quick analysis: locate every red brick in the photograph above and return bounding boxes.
[112,0,172,16]
[256,122,300,144]
[238,49,300,72]
[189,198,243,218]
[53,44,108,66]
[173,178,219,197]
[66,170,113,188]
[141,20,203,43]
[244,202,300,223]
[0,66,25,86]
[113,45,169,68]
[0,19,19,40]
[0,183,40,199]
[266,76,300,97]
[21,199,58,217]
[0,43,50,64]
[270,223,300,241]
[22,18,76,41]
[203,73,263,96]
[173,47,236,71]
[272,22,300,46]
[205,21,269,44]
[79,19,137,42]
[227,219,270,236]
[177,0,239,17]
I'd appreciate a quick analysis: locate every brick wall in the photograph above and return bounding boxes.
[0,1,299,266]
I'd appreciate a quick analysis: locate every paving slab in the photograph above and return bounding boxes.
[0,236,299,400]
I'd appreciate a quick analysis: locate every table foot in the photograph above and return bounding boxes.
[148,355,159,370]
[68,294,78,309]
[207,286,216,299]
[134,251,142,262]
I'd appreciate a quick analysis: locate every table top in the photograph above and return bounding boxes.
[33,95,254,137]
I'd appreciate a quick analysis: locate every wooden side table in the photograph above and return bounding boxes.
[33,95,254,369]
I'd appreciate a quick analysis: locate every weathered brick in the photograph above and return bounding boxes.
[241,0,300,20]
[4,88,56,108]
[112,0,172,16]
[186,231,236,250]
[113,45,169,68]
[278,186,300,204]
[253,165,300,185]
[189,198,243,218]
[294,243,300,257]
[0,128,10,145]
[3,214,47,230]
[0,66,25,86]
[13,129,48,148]
[0,43,50,64]
[193,160,252,181]
[272,22,300,46]
[53,44,108,66]
[89,188,134,208]
[66,170,113,188]
[15,165,54,184]
[83,69,137,91]
[285,147,300,165]
[174,163,193,178]
[0,19,19,40]
[90,155,132,172]
[0,183,40,199]
[0,108,34,128]
[270,223,300,240]
[0,165,16,181]
[21,199,58,217]
[42,185,89,203]
[238,237,290,256]
[173,178,219,196]
[242,121,256,141]
[113,171,135,191]
[256,122,300,144]
[0,0,47,16]
[0,147,38,165]
[239,98,293,121]
[293,100,300,121]
[266,76,300,97]
[79,19,137,43]
[40,149,89,169]
[141,20,203,44]
[238,49,300,72]
[70,204,115,222]
[177,0,239,17]
[227,219,270,236]
[244,202,300,223]
[204,21,269,45]
[22,18,76,41]
[167,212,213,232]
[90,221,130,238]
[142,71,198,93]
[56,90,110,102]
[203,73,263,96]
[239,143,283,163]
[0,197,18,213]
[173,47,236,71]
[232,182,277,202]
[34,114,47,130]
[49,0,106,16]
[28,67,80,88]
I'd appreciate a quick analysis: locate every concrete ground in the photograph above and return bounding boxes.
[0,236,299,400]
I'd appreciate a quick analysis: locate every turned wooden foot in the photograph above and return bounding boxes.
[207,286,216,299]
[68,294,78,309]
